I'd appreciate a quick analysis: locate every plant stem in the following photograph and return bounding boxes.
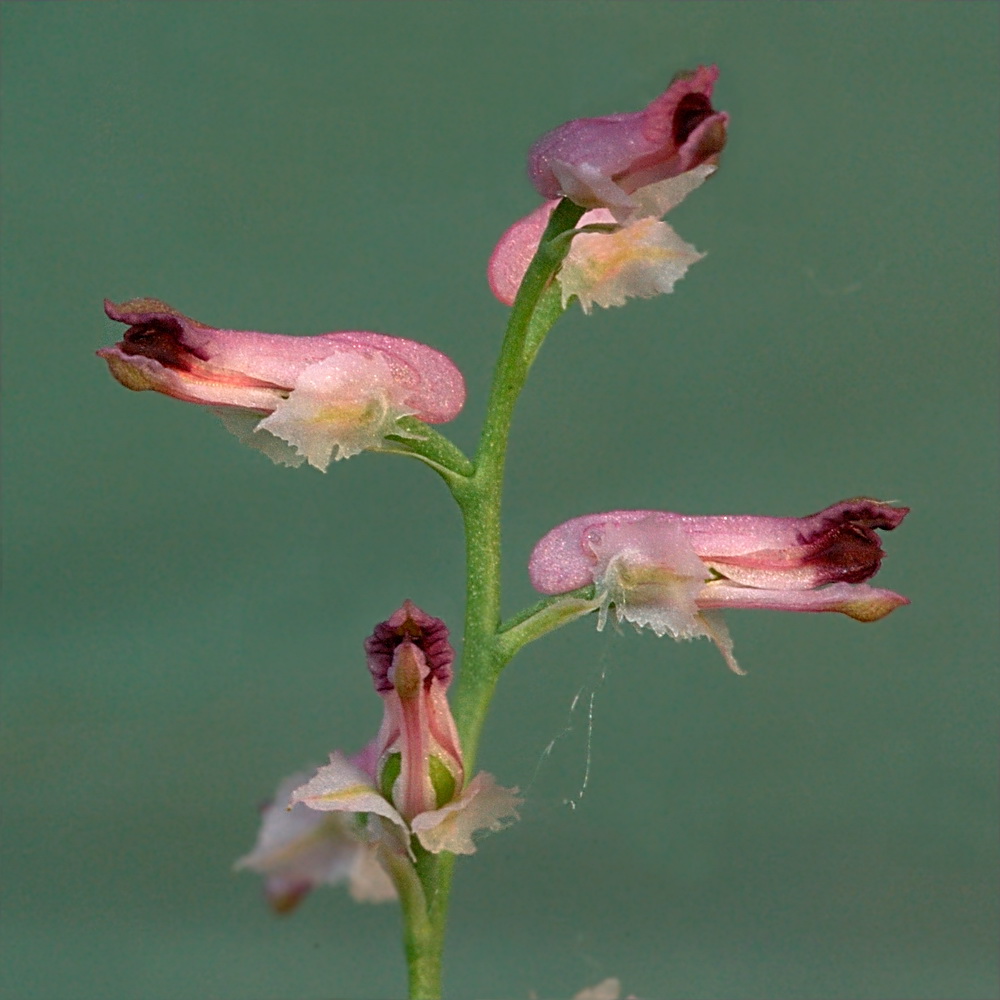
[385,849,439,999]
[398,199,585,997]
[383,420,475,482]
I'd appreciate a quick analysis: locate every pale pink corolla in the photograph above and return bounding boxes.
[292,603,521,856]
[529,65,728,217]
[529,499,909,674]
[98,298,465,470]
[234,769,396,913]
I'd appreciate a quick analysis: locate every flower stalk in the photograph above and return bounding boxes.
[397,199,585,995]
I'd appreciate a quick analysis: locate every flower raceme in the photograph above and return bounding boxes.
[98,299,465,471]
[238,603,521,913]
[529,499,909,674]
[489,66,728,312]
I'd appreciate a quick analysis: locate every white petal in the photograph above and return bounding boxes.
[411,773,521,855]
[235,771,396,903]
[291,752,408,837]
[589,518,708,638]
[549,159,637,218]
[697,609,744,675]
[630,163,716,218]
[347,844,398,902]
[560,218,703,313]
[256,351,412,470]
[215,408,306,467]
[573,979,622,1000]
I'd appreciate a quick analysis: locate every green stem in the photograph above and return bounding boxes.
[383,848,438,999]
[399,198,585,998]
[380,419,475,484]
[454,198,585,773]
[496,589,598,662]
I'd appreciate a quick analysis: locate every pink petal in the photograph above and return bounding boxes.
[698,581,910,622]
[487,201,559,307]
[365,600,455,691]
[528,66,727,209]
[487,202,615,307]
[365,603,464,820]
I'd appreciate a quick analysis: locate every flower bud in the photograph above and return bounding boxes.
[366,602,464,821]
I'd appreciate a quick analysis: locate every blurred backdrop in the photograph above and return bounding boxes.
[2,3,997,999]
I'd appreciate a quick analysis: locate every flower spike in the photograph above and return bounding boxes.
[98,298,465,470]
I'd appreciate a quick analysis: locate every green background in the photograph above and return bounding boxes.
[2,3,997,998]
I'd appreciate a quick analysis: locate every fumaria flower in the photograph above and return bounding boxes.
[291,602,521,858]
[98,298,465,470]
[529,499,909,674]
[489,67,727,311]
[234,766,396,913]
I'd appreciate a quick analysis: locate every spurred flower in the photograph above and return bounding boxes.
[234,767,396,913]
[528,65,728,217]
[291,603,521,857]
[529,499,909,673]
[98,298,465,470]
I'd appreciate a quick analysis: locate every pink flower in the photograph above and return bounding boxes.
[528,65,728,216]
[97,298,465,470]
[365,600,463,821]
[529,499,909,673]
[291,603,521,857]
[490,67,726,311]
[234,768,396,913]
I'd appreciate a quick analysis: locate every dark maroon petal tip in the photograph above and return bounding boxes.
[104,297,188,326]
[104,297,210,368]
[365,600,454,693]
[804,498,910,535]
[672,90,716,146]
[797,499,909,585]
